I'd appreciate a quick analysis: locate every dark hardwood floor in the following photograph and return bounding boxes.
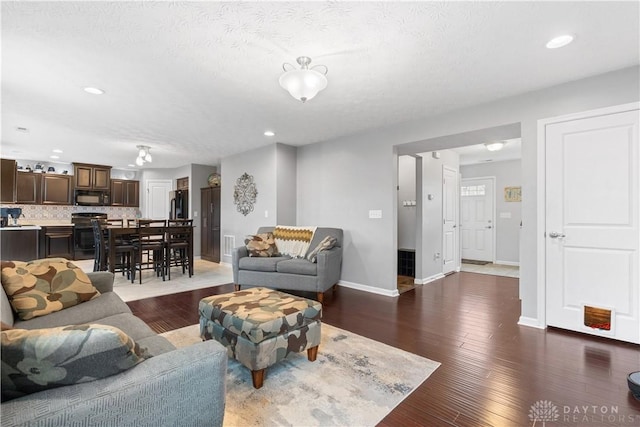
[127,272,640,426]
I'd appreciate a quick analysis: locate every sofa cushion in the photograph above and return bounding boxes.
[239,256,291,272]
[13,291,131,330]
[245,233,279,257]
[306,236,339,263]
[1,260,100,321]
[276,259,318,276]
[1,324,147,401]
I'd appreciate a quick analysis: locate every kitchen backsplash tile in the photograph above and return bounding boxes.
[1,204,139,221]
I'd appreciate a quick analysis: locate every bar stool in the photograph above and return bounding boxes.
[91,219,135,282]
[134,220,167,283]
[166,219,193,279]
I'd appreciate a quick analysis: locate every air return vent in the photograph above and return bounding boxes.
[223,235,235,257]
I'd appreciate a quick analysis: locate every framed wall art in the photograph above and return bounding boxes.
[504,186,522,202]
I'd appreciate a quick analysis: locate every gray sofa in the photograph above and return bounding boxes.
[1,271,227,427]
[233,226,343,303]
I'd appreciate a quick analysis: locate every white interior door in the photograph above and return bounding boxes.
[145,179,172,220]
[442,166,458,274]
[460,177,494,262]
[545,106,639,344]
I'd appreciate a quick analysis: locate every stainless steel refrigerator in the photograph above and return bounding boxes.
[170,190,188,219]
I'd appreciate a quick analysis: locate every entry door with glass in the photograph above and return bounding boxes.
[460,177,495,262]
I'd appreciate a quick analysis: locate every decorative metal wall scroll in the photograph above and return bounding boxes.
[233,172,258,216]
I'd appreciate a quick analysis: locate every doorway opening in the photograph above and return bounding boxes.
[395,123,522,293]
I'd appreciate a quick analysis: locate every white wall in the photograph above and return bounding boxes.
[461,159,521,264]
[295,66,640,321]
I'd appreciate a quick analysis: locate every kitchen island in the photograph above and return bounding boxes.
[0,225,41,261]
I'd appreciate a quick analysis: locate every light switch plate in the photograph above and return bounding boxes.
[369,210,382,219]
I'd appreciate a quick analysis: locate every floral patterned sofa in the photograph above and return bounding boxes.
[1,259,227,427]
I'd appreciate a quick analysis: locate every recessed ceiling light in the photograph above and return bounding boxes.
[264,131,275,137]
[50,155,60,159]
[52,149,63,153]
[485,141,506,151]
[546,34,574,49]
[83,87,105,95]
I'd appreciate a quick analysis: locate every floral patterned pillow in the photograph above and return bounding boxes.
[1,324,148,401]
[1,259,100,321]
[245,233,280,257]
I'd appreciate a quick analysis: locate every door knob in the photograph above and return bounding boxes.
[548,231,565,238]
[485,226,492,229]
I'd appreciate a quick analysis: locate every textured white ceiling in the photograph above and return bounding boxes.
[1,1,638,169]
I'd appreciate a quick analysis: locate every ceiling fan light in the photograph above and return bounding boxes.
[135,156,144,166]
[138,147,147,157]
[485,141,505,152]
[144,152,152,162]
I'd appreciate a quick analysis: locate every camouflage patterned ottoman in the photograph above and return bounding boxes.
[198,287,322,389]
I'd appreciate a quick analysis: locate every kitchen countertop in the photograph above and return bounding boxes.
[0,225,42,231]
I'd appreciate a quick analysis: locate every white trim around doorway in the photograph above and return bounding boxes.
[531,101,640,330]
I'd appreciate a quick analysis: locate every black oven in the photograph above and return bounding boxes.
[71,213,107,259]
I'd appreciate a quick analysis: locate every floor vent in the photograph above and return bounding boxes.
[223,235,235,257]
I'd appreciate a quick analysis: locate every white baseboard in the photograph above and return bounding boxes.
[414,273,445,285]
[338,280,400,298]
[495,260,520,267]
[518,316,545,329]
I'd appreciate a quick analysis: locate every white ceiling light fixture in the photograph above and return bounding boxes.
[279,56,328,103]
[485,141,506,152]
[135,145,153,166]
[264,130,275,137]
[546,34,574,49]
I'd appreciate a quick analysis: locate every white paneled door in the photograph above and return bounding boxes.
[460,177,495,262]
[145,179,172,220]
[442,166,458,275]
[545,105,639,344]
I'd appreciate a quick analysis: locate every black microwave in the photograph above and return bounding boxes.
[74,190,110,206]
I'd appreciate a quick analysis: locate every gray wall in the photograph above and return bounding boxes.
[275,144,297,226]
[295,65,639,320]
[461,159,521,264]
[220,143,298,264]
[397,155,416,250]
[416,150,460,281]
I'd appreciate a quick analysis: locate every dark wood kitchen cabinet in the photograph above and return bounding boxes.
[16,172,42,204]
[73,163,111,190]
[41,174,73,205]
[1,158,17,203]
[0,229,39,261]
[14,173,72,205]
[200,187,220,262]
[177,177,189,191]
[111,179,139,207]
[39,226,75,259]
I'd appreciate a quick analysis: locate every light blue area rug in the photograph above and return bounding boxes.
[161,323,440,426]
